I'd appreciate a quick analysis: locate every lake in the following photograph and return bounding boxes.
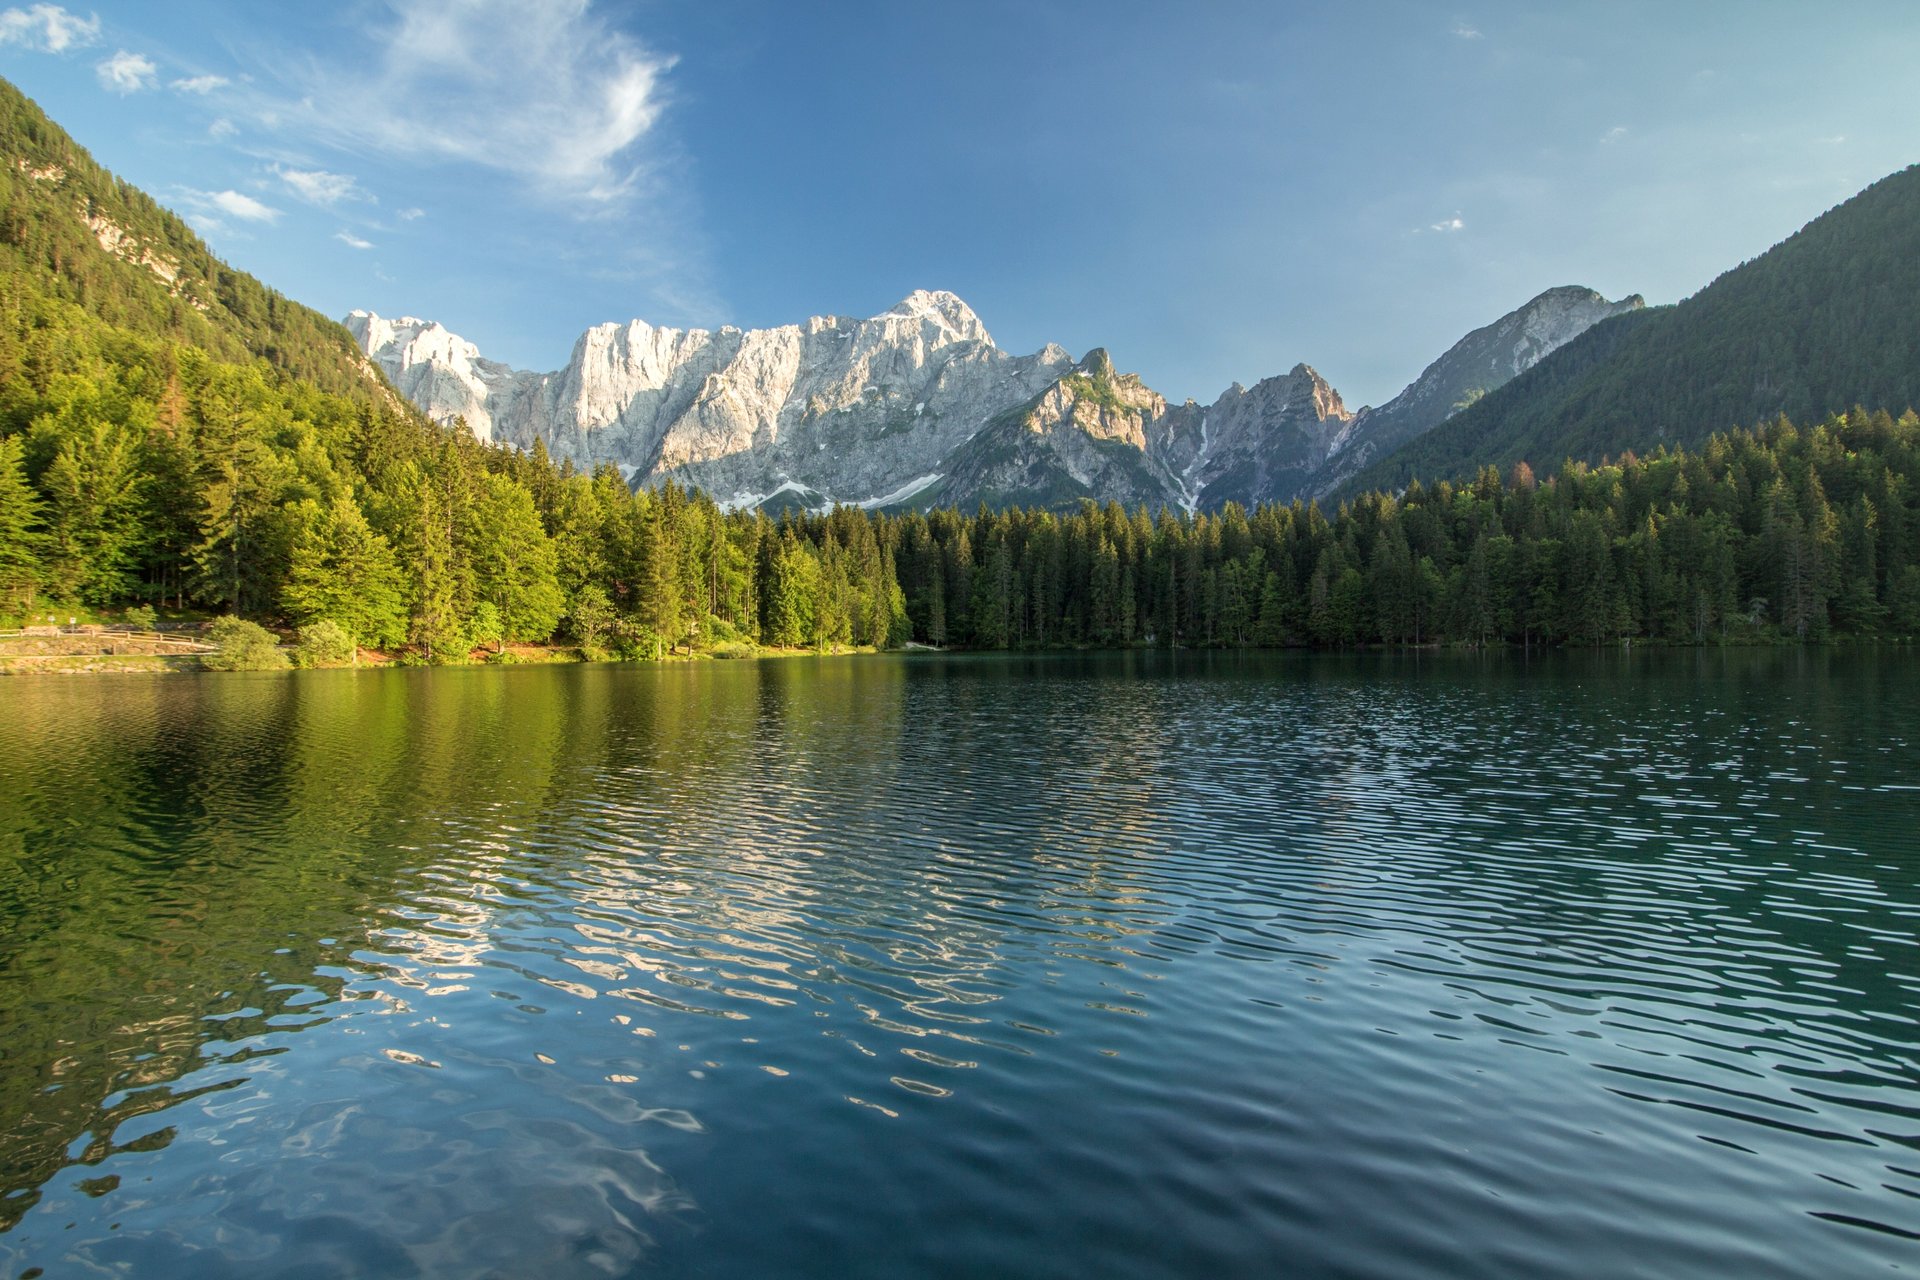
[1,651,1917,1277]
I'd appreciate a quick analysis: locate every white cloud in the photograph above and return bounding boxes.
[1430,216,1465,232]
[212,190,277,221]
[288,0,674,200]
[0,3,99,52]
[1601,126,1628,145]
[182,188,280,223]
[171,74,229,94]
[273,164,366,205]
[208,118,237,139]
[1817,133,1847,145]
[334,229,374,250]
[95,49,157,93]
[1451,21,1482,39]
[396,207,426,221]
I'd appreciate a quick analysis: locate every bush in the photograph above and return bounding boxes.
[468,601,503,654]
[123,604,157,631]
[201,617,291,671]
[705,615,747,645]
[294,619,356,667]
[568,585,613,649]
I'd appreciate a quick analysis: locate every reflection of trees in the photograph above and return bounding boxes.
[421,659,1077,1063]
[0,668,584,1230]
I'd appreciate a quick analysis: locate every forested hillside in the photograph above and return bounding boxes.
[0,82,389,408]
[1343,164,1920,497]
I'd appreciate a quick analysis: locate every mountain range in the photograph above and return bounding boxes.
[350,285,1640,514]
[6,67,1920,665]
[355,159,1920,515]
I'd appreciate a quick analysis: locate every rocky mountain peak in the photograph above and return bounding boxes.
[1509,287,1645,361]
[885,289,992,346]
[1297,364,1349,421]
[351,290,1072,509]
[344,311,480,370]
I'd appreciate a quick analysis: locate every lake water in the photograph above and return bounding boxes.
[1,651,1917,1277]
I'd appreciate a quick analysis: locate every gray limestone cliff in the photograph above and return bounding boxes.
[350,285,1640,513]
[350,291,1071,507]
[931,350,1190,511]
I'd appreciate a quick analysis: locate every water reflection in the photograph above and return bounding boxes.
[0,651,1916,1276]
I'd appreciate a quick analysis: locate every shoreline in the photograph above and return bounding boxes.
[0,639,891,676]
[3,636,1904,677]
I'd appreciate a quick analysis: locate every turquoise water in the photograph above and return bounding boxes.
[1,651,1917,1277]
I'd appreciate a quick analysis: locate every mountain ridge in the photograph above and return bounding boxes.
[1340,163,1920,496]
[353,283,1636,513]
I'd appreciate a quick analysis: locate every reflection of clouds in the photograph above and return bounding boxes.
[559,836,1014,1042]
[431,659,1034,1070]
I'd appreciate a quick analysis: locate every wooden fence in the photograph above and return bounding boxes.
[0,628,217,654]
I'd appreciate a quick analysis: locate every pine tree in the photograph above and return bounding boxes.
[400,469,464,661]
[470,473,565,644]
[0,434,43,612]
[42,419,146,605]
[281,494,407,657]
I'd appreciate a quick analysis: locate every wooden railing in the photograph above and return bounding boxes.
[0,627,217,653]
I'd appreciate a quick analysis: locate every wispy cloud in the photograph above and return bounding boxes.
[181,188,281,225]
[282,0,674,202]
[1451,20,1482,39]
[96,49,157,94]
[208,118,237,140]
[1601,125,1628,145]
[273,164,367,206]
[1430,216,1465,232]
[0,3,98,52]
[334,229,374,250]
[396,207,426,222]
[171,74,229,94]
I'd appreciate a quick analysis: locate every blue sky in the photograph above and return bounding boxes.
[2,1,1916,406]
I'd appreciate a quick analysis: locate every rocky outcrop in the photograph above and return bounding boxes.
[351,291,1072,499]
[934,350,1190,511]
[351,284,1639,513]
[343,313,532,444]
[1147,365,1353,512]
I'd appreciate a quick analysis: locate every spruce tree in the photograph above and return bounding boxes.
[0,435,43,612]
